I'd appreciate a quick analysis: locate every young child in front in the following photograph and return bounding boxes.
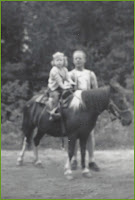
[47,52,75,120]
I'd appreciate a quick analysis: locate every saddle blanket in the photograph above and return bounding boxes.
[35,94,48,104]
[34,90,74,108]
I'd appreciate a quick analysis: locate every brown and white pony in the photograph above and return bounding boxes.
[17,82,132,179]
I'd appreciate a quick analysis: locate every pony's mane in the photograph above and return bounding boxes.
[81,86,110,113]
[69,90,86,111]
[69,87,110,113]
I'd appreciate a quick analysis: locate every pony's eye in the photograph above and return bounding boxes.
[119,98,124,103]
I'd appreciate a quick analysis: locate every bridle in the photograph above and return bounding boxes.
[108,100,121,120]
[107,100,130,121]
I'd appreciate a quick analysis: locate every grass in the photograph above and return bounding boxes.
[1,111,134,150]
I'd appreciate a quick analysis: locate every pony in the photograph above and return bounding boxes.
[17,81,132,179]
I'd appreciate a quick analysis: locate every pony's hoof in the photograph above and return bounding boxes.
[34,160,42,167]
[82,168,92,178]
[16,159,23,166]
[64,169,73,180]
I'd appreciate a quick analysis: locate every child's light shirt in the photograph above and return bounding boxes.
[48,66,72,91]
[69,69,98,90]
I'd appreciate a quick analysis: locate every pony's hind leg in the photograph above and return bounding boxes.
[17,126,35,166]
[33,129,45,166]
[17,137,27,166]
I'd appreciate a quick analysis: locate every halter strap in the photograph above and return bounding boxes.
[107,100,130,120]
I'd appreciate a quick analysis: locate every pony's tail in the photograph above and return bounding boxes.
[21,105,34,150]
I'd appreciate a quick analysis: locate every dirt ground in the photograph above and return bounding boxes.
[1,149,134,199]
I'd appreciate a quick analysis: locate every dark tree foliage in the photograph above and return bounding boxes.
[1,1,134,109]
[1,2,24,64]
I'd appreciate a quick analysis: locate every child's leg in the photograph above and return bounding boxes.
[48,90,61,120]
[49,90,60,107]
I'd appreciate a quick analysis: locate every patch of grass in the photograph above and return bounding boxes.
[1,111,134,150]
[95,112,134,149]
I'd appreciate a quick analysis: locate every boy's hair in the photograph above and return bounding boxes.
[73,50,86,60]
[51,52,68,67]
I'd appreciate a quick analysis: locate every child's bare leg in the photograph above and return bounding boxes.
[87,130,95,163]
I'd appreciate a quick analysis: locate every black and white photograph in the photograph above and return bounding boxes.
[1,1,134,199]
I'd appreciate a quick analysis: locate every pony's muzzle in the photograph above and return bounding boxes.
[120,110,132,126]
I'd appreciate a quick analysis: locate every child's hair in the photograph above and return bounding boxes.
[51,52,68,67]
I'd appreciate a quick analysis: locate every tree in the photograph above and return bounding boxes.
[1,1,24,64]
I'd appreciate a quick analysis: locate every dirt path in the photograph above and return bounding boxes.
[1,149,134,199]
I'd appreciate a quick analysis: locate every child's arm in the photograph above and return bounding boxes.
[52,68,66,89]
[58,81,66,89]
[54,74,66,89]
[65,68,76,85]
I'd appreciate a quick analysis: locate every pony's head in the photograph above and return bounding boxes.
[108,81,132,126]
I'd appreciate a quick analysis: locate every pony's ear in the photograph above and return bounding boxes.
[109,78,117,87]
[109,74,119,85]
[109,79,125,94]
[109,79,120,93]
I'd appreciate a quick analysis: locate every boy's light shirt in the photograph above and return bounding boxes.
[69,68,98,90]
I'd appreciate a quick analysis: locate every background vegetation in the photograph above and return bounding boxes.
[1,1,134,150]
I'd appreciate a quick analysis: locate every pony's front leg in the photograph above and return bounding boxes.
[17,137,27,166]
[33,130,44,166]
[64,157,72,178]
[33,144,42,166]
[64,136,76,180]
[80,138,92,178]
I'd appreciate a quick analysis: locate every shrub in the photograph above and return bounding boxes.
[2,80,29,104]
